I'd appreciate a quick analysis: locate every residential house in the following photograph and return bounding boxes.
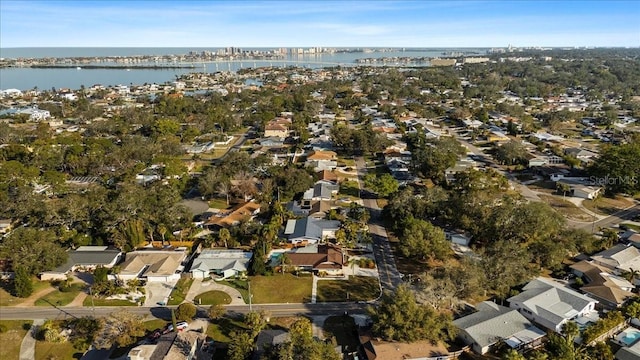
[0,219,12,234]
[446,231,472,247]
[284,217,340,244]
[316,170,338,184]
[507,277,598,332]
[205,201,261,230]
[564,148,599,165]
[128,329,207,360]
[40,246,122,281]
[254,329,291,359]
[264,118,291,139]
[305,150,338,171]
[453,302,546,355]
[591,244,640,276]
[445,158,479,183]
[573,185,603,200]
[289,199,333,219]
[286,244,346,275]
[303,181,339,201]
[113,249,187,282]
[570,261,635,309]
[615,338,640,360]
[258,137,284,148]
[189,249,252,280]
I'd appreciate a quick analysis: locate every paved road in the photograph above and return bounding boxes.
[0,302,368,320]
[355,157,403,292]
[567,204,640,233]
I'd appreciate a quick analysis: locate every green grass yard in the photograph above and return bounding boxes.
[0,280,53,306]
[35,283,85,307]
[83,296,137,306]
[168,278,194,305]
[194,290,232,305]
[316,276,380,302]
[222,275,312,304]
[0,320,32,360]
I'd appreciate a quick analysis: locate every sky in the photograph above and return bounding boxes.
[1,0,639,48]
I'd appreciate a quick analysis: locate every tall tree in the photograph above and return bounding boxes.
[94,310,145,349]
[367,284,456,343]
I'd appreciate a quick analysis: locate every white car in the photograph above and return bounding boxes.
[167,321,188,332]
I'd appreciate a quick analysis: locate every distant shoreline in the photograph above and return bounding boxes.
[3,64,201,70]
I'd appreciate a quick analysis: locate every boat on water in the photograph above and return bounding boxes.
[76,66,81,70]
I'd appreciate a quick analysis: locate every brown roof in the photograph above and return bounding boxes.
[206,201,261,228]
[265,123,288,131]
[287,244,345,269]
[572,260,635,306]
[307,150,337,161]
[316,170,338,182]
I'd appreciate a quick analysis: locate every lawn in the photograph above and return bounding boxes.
[224,275,312,304]
[316,276,380,302]
[167,278,194,305]
[83,296,137,306]
[194,290,232,305]
[143,319,168,332]
[251,274,313,303]
[208,198,231,210]
[35,340,80,360]
[339,181,361,198]
[583,196,634,216]
[0,279,53,306]
[35,283,85,307]
[206,317,248,343]
[0,320,32,360]
[218,279,250,303]
[622,223,640,232]
[323,315,360,354]
[538,195,597,222]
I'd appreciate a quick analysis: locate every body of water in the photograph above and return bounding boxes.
[0,47,488,91]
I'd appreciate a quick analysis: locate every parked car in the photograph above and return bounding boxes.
[167,321,189,332]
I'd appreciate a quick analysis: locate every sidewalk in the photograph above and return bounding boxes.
[65,291,88,307]
[19,319,43,360]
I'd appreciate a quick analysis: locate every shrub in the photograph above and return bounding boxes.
[13,267,33,298]
[176,302,197,321]
[0,324,7,333]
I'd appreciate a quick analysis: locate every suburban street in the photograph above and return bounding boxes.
[0,302,368,321]
[568,204,640,232]
[355,157,403,292]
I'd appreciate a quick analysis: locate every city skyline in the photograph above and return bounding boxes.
[1,0,639,48]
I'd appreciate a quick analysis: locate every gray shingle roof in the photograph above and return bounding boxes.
[50,247,122,273]
[454,302,539,349]
[507,277,596,327]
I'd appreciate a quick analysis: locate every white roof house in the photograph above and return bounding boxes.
[189,249,252,280]
[591,244,640,274]
[507,277,598,333]
[454,302,545,354]
[284,217,340,244]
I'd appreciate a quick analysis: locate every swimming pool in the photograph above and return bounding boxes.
[616,327,640,347]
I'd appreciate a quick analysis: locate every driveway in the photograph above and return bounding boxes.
[185,279,245,305]
[145,281,178,306]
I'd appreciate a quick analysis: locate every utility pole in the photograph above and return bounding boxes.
[248,280,252,312]
[89,286,95,317]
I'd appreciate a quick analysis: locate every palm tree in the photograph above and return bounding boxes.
[219,228,231,248]
[217,182,231,205]
[279,253,291,274]
[158,224,168,246]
